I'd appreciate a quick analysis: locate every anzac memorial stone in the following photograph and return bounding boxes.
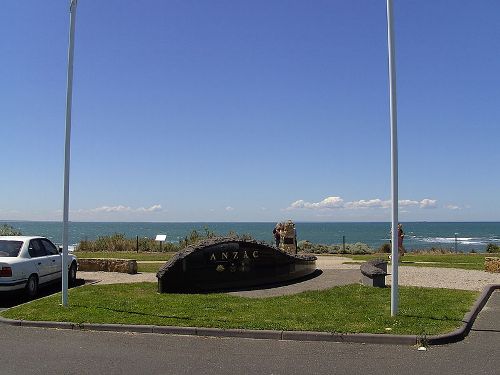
[279,220,298,254]
[156,237,317,293]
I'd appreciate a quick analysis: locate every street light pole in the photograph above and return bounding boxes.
[386,0,399,316]
[62,0,78,307]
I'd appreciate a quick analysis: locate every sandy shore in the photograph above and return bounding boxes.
[78,255,500,292]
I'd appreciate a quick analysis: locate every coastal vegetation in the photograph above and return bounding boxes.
[1,283,478,336]
[349,253,488,270]
[0,224,22,236]
[75,228,250,253]
[486,243,500,253]
[297,240,373,254]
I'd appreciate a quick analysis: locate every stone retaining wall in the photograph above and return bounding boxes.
[78,258,138,274]
[485,257,500,273]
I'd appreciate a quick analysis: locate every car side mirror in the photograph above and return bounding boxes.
[58,246,63,253]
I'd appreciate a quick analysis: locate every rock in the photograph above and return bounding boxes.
[156,237,316,293]
[78,258,138,274]
[485,257,500,273]
[360,259,388,277]
[360,259,388,288]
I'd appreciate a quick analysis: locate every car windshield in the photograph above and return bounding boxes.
[0,240,23,257]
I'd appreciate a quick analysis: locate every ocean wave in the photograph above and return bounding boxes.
[415,236,499,245]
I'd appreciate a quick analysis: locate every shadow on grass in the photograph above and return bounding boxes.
[0,278,86,309]
[71,304,193,321]
[399,313,464,324]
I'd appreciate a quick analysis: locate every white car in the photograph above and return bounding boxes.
[0,236,78,297]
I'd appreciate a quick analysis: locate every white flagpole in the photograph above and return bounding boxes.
[62,0,78,307]
[386,0,399,316]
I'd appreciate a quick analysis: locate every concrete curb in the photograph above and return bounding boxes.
[426,283,499,345]
[1,284,498,346]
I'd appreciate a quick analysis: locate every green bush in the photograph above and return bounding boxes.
[0,224,22,236]
[486,243,500,253]
[297,240,373,255]
[75,228,252,253]
[346,242,374,255]
[77,233,173,253]
[378,243,391,253]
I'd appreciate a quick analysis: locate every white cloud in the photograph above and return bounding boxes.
[419,199,437,209]
[87,204,162,213]
[91,205,132,213]
[399,200,419,207]
[289,196,344,210]
[446,204,460,210]
[225,206,235,211]
[345,199,390,209]
[137,204,163,212]
[287,196,439,211]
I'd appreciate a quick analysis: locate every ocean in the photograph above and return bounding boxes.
[3,221,500,253]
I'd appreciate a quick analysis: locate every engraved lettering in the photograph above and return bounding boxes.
[222,252,228,260]
[233,251,238,259]
[243,251,249,259]
[253,251,259,258]
[210,253,216,261]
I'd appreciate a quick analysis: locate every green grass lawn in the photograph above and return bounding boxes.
[1,283,477,336]
[346,253,487,270]
[137,262,164,273]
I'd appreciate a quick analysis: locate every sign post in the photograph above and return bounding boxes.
[156,234,167,252]
[386,0,399,316]
[62,0,78,307]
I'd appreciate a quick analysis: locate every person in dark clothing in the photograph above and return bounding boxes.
[273,223,282,247]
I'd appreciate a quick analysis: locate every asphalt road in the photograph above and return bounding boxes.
[1,291,498,375]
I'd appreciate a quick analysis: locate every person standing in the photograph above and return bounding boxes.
[273,223,282,247]
[397,223,405,256]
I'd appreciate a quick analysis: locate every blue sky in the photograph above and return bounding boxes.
[1,0,499,222]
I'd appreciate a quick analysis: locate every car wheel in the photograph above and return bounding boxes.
[26,274,39,298]
[68,262,77,287]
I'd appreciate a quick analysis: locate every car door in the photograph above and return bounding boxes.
[40,238,62,280]
[28,239,52,284]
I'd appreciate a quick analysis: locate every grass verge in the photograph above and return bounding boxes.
[346,253,487,270]
[137,262,164,273]
[1,283,477,336]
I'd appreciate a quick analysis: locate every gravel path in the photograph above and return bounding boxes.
[79,271,157,285]
[387,267,500,291]
[78,255,500,292]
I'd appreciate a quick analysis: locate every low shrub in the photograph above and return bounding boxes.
[378,243,391,253]
[486,243,500,253]
[0,224,22,236]
[297,241,373,255]
[411,247,456,254]
[75,228,254,253]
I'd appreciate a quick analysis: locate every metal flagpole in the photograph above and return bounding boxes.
[62,0,78,307]
[386,0,399,316]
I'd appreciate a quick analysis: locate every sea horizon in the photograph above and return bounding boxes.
[2,220,499,253]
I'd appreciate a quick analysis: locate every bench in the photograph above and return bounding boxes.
[360,259,388,287]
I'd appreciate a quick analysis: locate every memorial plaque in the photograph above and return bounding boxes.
[156,237,316,293]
